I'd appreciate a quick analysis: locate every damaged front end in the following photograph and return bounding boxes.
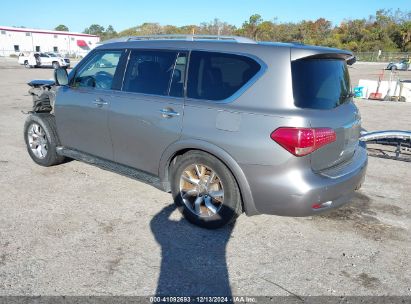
[27,80,56,113]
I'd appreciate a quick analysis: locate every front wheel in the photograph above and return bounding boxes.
[24,61,30,68]
[24,114,65,167]
[52,62,60,69]
[170,151,242,229]
[390,66,397,71]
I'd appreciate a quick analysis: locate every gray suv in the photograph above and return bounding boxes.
[23,35,367,229]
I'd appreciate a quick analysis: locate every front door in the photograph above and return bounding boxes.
[109,49,188,175]
[55,50,124,160]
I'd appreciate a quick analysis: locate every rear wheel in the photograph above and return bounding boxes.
[24,61,30,68]
[390,66,397,71]
[170,151,242,229]
[24,114,65,166]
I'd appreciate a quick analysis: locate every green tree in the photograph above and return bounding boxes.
[83,24,105,36]
[400,21,411,51]
[55,24,69,31]
[238,14,263,39]
[103,25,118,40]
[110,9,411,52]
[198,18,236,35]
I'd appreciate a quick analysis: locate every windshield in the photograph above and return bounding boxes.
[292,59,351,109]
[47,53,57,57]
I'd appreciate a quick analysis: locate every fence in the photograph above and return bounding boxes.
[355,51,410,62]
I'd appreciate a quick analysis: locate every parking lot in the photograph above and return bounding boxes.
[0,58,410,297]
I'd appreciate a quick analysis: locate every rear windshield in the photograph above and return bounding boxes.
[292,59,351,109]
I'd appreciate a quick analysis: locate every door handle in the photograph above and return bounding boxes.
[92,98,108,107]
[160,108,180,118]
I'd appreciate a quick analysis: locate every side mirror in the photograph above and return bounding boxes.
[54,68,68,86]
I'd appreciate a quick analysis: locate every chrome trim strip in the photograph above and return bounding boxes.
[360,130,411,142]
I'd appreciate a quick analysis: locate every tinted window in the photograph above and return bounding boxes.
[73,51,122,90]
[187,51,261,101]
[169,53,188,97]
[292,59,351,109]
[123,50,186,97]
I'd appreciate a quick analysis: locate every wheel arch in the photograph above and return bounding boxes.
[159,139,259,216]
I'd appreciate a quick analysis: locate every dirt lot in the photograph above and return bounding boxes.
[0,59,410,297]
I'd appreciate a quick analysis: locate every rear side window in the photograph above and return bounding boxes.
[123,50,187,97]
[292,59,351,109]
[187,51,261,101]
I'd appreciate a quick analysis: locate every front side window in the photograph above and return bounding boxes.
[122,50,186,97]
[14,45,19,52]
[73,51,122,90]
[187,51,261,101]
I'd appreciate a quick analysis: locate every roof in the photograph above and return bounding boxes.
[96,37,353,61]
[0,26,99,38]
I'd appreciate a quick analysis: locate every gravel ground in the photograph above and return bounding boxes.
[0,60,410,297]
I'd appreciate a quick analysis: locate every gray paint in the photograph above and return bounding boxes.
[215,111,242,132]
[53,38,367,217]
[108,91,184,175]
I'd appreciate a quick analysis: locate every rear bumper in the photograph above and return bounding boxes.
[240,144,368,216]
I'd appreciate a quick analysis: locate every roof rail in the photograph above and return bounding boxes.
[123,34,256,44]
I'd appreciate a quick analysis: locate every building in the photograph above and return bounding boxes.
[0,26,100,57]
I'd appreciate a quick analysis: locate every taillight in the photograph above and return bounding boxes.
[270,127,336,157]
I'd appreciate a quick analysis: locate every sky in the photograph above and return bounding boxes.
[0,0,409,33]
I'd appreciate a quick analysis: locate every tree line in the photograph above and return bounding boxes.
[54,9,411,52]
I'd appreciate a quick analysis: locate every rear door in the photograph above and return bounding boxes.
[108,49,187,175]
[55,50,125,160]
[291,56,361,171]
[39,53,52,66]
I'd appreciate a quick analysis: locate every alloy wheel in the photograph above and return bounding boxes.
[27,123,48,159]
[179,164,224,217]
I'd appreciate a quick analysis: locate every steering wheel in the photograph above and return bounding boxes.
[94,71,113,89]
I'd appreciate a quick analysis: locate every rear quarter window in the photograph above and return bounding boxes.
[292,59,351,109]
[187,51,261,101]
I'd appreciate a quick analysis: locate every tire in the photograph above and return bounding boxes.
[24,61,30,68]
[24,114,65,167]
[391,66,397,71]
[52,62,60,69]
[170,151,242,229]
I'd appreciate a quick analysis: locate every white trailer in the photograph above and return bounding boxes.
[0,26,100,57]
